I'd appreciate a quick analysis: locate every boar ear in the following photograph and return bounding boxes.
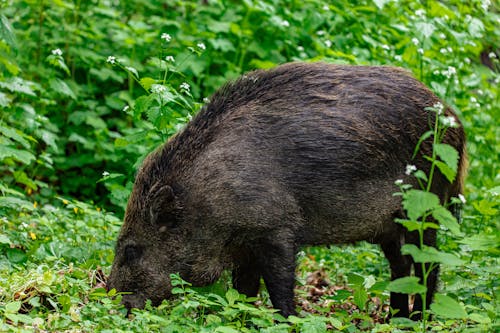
[147,184,180,229]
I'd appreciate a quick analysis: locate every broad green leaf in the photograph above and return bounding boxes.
[387,276,426,294]
[6,248,28,264]
[401,244,464,266]
[0,77,36,96]
[0,146,36,164]
[458,233,500,251]
[468,313,492,324]
[403,190,440,221]
[434,160,456,183]
[430,294,467,319]
[49,78,76,99]
[139,77,157,91]
[432,206,461,235]
[302,317,327,333]
[434,144,459,172]
[214,327,240,333]
[0,234,11,244]
[353,288,368,310]
[396,219,438,232]
[5,301,21,313]
[0,15,17,48]
[225,288,239,306]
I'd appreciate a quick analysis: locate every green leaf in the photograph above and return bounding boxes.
[0,146,36,164]
[6,248,28,264]
[432,206,461,235]
[225,288,239,306]
[403,190,440,221]
[401,244,464,266]
[49,78,76,99]
[396,219,421,232]
[139,77,157,91]
[214,327,240,333]
[412,130,433,159]
[387,277,426,294]
[0,77,36,96]
[5,301,21,313]
[430,294,467,319]
[0,15,17,48]
[353,288,368,310]
[0,234,12,244]
[434,143,458,182]
[458,233,500,251]
[467,313,492,324]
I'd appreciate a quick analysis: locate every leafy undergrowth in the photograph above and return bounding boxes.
[1,199,498,332]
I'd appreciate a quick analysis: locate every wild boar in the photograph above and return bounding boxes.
[108,62,467,318]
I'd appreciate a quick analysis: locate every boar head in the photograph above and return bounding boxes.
[107,178,223,310]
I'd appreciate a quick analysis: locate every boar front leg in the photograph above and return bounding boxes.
[232,252,261,297]
[256,235,297,317]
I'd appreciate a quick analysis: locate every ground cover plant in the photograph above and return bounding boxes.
[1,0,499,332]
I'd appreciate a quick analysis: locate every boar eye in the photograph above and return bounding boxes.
[124,245,142,262]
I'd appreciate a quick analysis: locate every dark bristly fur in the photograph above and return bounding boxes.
[108,62,467,318]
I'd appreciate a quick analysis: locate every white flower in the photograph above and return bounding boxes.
[439,33,446,39]
[106,56,116,64]
[470,96,477,103]
[180,82,190,91]
[433,70,440,76]
[412,38,419,45]
[441,116,457,127]
[458,194,466,204]
[464,58,471,64]
[165,55,175,62]
[297,46,304,52]
[323,5,329,10]
[151,84,167,94]
[440,48,448,54]
[51,48,63,56]
[161,33,172,42]
[316,30,326,36]
[394,55,402,61]
[418,48,424,55]
[324,40,332,48]
[488,52,497,59]
[433,102,444,115]
[281,20,290,27]
[123,105,129,112]
[102,171,110,177]
[405,164,417,175]
[203,97,210,103]
[395,179,404,185]
[415,9,426,17]
[197,42,206,50]
[382,44,390,50]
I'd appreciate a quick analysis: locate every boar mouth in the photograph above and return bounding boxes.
[120,289,173,311]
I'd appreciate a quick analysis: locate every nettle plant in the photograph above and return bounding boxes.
[389,102,467,328]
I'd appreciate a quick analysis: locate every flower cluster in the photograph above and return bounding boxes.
[161,33,172,42]
[51,48,63,56]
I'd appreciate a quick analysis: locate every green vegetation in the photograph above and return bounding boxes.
[1,0,498,331]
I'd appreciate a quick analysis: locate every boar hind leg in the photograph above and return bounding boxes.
[232,254,261,297]
[381,238,412,318]
[411,229,439,320]
[256,236,297,317]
